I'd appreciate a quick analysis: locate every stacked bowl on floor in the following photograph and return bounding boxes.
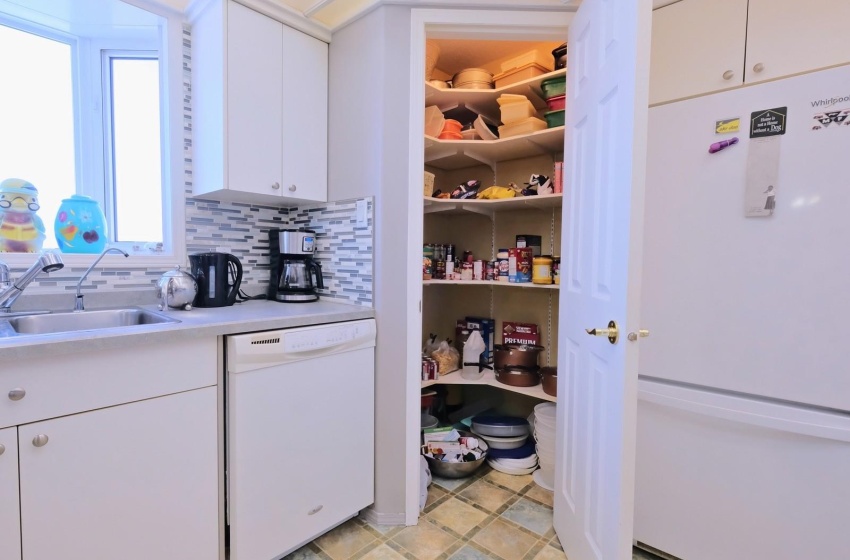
[471,416,538,475]
[532,402,556,490]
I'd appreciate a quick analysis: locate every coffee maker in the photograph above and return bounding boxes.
[268,228,324,302]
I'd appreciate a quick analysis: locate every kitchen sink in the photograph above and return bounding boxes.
[0,308,179,337]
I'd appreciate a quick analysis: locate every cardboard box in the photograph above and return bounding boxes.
[503,321,540,346]
[508,248,533,283]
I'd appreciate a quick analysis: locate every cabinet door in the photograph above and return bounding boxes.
[280,24,328,202]
[649,0,748,104]
[227,0,284,197]
[19,387,219,560]
[745,0,850,84]
[0,427,20,560]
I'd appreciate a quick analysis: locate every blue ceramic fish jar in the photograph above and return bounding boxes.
[55,195,107,253]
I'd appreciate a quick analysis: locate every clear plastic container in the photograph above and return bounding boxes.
[493,62,551,88]
[424,105,445,137]
[498,117,548,139]
[499,99,536,125]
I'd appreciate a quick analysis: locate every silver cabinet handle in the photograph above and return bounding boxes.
[272,182,280,190]
[753,62,764,73]
[8,388,25,401]
[289,184,297,192]
[722,70,734,80]
[32,434,49,447]
[0,443,5,456]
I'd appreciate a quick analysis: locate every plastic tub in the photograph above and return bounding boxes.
[477,434,527,450]
[498,117,548,139]
[442,119,463,133]
[493,62,551,88]
[544,109,565,128]
[424,105,445,137]
[500,99,537,125]
[423,171,435,197]
[452,68,493,89]
[438,130,463,140]
[500,49,554,73]
[472,416,530,437]
[545,94,566,111]
[541,76,566,99]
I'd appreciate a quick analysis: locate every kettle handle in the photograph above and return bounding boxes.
[309,260,324,290]
[225,254,243,305]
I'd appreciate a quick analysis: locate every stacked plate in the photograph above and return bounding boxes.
[532,403,556,490]
[472,416,538,475]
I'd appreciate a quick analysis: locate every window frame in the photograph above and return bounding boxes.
[0,2,184,271]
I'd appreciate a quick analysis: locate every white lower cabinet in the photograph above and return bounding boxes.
[16,387,218,560]
[0,427,20,560]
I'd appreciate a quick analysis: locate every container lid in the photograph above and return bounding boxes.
[493,62,551,81]
[541,75,567,86]
[472,415,529,428]
[544,109,565,116]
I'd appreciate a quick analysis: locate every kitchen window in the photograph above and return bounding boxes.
[0,0,184,265]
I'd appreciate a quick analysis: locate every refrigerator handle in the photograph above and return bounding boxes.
[638,380,850,443]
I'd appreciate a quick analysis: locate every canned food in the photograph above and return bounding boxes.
[423,244,435,280]
[552,256,560,285]
[462,250,474,263]
[473,260,484,280]
[461,261,473,281]
[435,260,446,279]
[485,261,496,281]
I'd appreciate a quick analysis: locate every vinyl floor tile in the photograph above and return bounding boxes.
[500,498,553,536]
[472,519,539,560]
[391,520,458,560]
[428,497,489,536]
[313,519,378,560]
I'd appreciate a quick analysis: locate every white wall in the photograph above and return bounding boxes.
[328,5,413,521]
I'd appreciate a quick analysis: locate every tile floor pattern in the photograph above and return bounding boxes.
[284,465,664,560]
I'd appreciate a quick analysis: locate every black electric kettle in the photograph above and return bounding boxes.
[189,252,243,307]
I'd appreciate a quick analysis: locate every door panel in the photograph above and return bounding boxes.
[0,427,20,560]
[554,0,652,558]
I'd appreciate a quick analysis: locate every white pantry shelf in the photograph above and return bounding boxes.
[422,369,556,403]
[425,127,564,171]
[423,279,559,290]
[423,193,562,217]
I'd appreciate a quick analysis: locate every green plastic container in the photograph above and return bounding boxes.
[540,76,566,99]
[544,109,565,128]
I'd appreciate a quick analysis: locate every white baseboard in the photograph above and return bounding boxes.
[359,507,410,526]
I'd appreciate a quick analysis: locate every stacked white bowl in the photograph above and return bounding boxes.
[532,403,557,490]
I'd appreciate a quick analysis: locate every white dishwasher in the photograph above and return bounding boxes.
[226,319,376,560]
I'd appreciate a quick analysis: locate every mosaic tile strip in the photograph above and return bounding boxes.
[13,25,373,308]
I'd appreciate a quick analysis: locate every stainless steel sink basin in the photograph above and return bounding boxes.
[1,308,179,336]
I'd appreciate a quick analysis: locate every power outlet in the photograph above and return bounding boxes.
[356,200,368,227]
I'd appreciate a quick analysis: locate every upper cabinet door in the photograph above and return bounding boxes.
[280,24,328,202]
[0,427,20,560]
[745,0,850,84]
[227,1,284,197]
[649,0,748,104]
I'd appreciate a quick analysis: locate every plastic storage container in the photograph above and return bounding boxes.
[472,416,530,437]
[424,105,445,137]
[424,171,435,196]
[540,76,567,99]
[544,109,565,128]
[498,116,547,139]
[546,94,566,111]
[493,62,551,88]
[500,50,554,73]
[499,99,536,125]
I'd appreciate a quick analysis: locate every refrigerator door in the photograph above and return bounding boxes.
[635,378,850,560]
[641,65,850,410]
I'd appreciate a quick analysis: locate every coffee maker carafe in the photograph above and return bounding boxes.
[269,228,324,302]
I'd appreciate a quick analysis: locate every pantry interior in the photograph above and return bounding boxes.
[419,31,569,495]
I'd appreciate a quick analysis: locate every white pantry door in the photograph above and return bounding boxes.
[554,0,651,558]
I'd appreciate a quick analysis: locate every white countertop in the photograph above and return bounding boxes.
[0,299,375,360]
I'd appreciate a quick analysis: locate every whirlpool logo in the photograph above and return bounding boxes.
[811,95,850,108]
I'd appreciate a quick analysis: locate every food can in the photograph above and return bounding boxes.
[473,260,484,280]
[462,250,474,263]
[423,244,435,280]
[485,261,496,281]
[461,261,473,281]
[552,256,560,285]
[435,260,446,280]
[532,255,554,284]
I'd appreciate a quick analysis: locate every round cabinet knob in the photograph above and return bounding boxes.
[8,388,26,401]
[272,182,281,190]
[753,63,765,73]
[289,184,297,192]
[722,70,734,81]
[0,443,5,456]
[32,434,49,447]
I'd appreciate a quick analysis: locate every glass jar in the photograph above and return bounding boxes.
[532,255,554,284]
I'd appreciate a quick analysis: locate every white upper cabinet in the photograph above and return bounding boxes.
[649,0,748,104]
[745,0,850,84]
[192,0,328,204]
[650,0,850,104]
[0,427,20,560]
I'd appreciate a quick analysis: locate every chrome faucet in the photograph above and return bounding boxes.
[0,253,65,312]
[74,248,129,311]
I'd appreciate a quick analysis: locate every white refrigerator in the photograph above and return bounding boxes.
[636,65,850,560]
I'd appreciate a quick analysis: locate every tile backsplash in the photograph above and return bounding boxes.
[4,25,373,308]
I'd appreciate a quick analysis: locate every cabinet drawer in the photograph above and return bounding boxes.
[0,337,217,428]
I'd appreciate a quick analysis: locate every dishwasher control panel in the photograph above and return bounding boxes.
[284,321,373,353]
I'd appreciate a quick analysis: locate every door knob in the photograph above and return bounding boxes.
[32,434,49,447]
[627,329,650,341]
[722,70,734,80]
[8,388,26,401]
[586,320,618,344]
[753,62,764,73]
[289,184,297,192]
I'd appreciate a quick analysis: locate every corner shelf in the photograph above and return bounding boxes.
[425,127,564,171]
[422,369,556,403]
[424,193,562,217]
[424,68,567,123]
[424,279,559,290]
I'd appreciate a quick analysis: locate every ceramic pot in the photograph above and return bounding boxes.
[54,195,107,253]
